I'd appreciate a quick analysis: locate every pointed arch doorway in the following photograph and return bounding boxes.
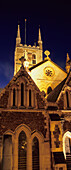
[63,131,71,159]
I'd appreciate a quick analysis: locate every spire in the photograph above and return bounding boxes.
[38,26,42,50]
[66,53,70,73]
[66,53,70,63]
[38,26,42,42]
[16,24,21,46]
[25,19,27,44]
[17,25,20,38]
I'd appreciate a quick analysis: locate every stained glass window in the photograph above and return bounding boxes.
[18,131,27,170]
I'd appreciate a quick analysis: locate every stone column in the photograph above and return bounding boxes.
[3,135,12,170]
[13,138,18,170]
[43,141,51,170]
[10,89,13,107]
[64,92,67,109]
[35,92,38,109]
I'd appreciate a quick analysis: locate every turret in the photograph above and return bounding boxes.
[16,25,21,46]
[38,26,42,50]
[66,53,70,73]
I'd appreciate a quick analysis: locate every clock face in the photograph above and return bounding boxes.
[44,66,55,77]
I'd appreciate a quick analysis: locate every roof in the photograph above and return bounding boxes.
[47,77,67,102]
[29,59,48,71]
[53,152,66,164]
[29,58,66,73]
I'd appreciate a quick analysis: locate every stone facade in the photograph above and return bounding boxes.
[1,24,71,170]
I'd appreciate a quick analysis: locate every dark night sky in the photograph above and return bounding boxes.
[0,0,71,88]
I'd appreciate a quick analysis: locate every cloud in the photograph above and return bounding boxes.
[0,62,13,81]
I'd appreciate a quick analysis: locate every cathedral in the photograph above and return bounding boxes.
[0,24,71,170]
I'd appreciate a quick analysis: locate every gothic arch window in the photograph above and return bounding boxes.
[29,89,32,107]
[13,88,15,106]
[32,137,40,170]
[47,86,52,94]
[32,54,36,65]
[21,83,24,106]
[66,91,69,108]
[18,131,27,170]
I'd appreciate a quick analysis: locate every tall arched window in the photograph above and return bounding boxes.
[47,86,52,94]
[32,137,39,170]
[21,83,24,106]
[3,135,12,170]
[29,89,31,107]
[13,88,15,106]
[18,131,27,170]
[66,91,69,108]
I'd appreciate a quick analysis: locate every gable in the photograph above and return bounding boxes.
[0,66,47,109]
[29,59,67,95]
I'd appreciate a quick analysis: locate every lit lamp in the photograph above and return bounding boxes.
[24,60,29,68]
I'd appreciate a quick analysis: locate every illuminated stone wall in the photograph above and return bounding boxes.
[30,59,67,94]
[14,45,43,75]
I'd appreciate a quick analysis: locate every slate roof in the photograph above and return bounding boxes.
[47,77,67,102]
[53,152,66,164]
[29,59,48,71]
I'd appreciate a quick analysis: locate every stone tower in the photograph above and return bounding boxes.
[14,24,43,75]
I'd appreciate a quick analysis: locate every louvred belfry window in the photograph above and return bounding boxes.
[18,131,27,170]
[32,54,36,64]
[32,137,40,170]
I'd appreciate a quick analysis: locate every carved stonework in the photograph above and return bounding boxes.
[63,120,71,132]
[53,125,60,148]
